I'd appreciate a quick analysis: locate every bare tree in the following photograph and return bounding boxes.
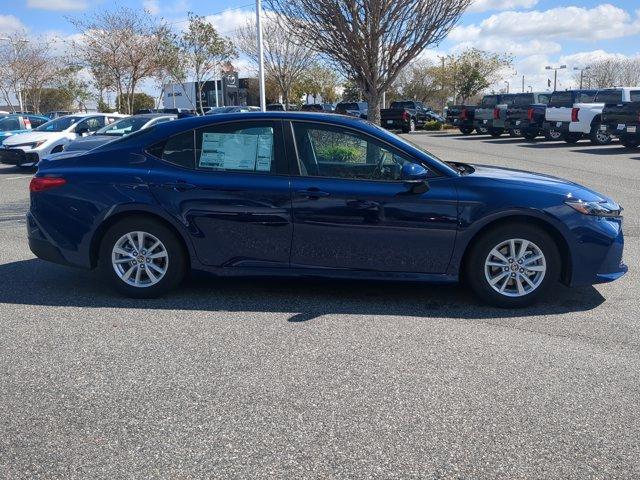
[70,7,171,114]
[236,14,316,108]
[576,57,640,89]
[266,0,470,124]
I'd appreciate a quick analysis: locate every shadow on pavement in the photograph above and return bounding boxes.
[0,258,606,322]
[570,147,635,155]
[519,142,584,149]
[0,166,32,176]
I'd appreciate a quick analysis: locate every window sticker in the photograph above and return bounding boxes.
[199,132,273,172]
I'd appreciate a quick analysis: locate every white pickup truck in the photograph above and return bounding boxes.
[544,88,640,145]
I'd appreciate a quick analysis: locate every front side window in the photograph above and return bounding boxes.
[292,122,422,181]
[76,117,104,133]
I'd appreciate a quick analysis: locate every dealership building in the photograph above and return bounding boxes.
[162,72,259,110]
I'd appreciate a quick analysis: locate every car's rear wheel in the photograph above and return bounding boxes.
[590,124,612,145]
[563,132,582,144]
[459,126,474,135]
[489,128,504,137]
[545,129,562,141]
[99,217,187,298]
[465,224,560,308]
[509,129,521,137]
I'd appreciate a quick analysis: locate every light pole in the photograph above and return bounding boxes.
[545,64,566,91]
[527,85,532,93]
[255,0,266,111]
[573,66,591,89]
[0,37,29,113]
[504,80,509,93]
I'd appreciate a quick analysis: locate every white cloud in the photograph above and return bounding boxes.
[205,9,254,36]
[478,4,640,41]
[143,0,160,15]
[0,15,26,35]
[26,0,87,11]
[468,0,537,14]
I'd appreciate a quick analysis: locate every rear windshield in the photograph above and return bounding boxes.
[549,91,574,107]
[630,91,640,102]
[513,94,534,107]
[390,101,416,109]
[595,90,623,104]
[0,117,21,131]
[337,103,360,110]
[536,94,552,104]
[500,94,519,106]
[481,96,498,108]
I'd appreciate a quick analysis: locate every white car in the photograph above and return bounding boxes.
[0,113,126,168]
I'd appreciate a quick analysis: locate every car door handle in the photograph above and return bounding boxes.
[160,181,197,191]
[296,188,331,199]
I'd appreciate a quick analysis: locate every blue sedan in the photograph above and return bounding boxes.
[27,112,626,307]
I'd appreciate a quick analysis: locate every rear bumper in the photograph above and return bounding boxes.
[473,119,493,129]
[542,120,571,133]
[602,123,638,138]
[27,212,88,268]
[382,118,409,129]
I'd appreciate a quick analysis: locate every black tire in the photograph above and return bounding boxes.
[508,129,521,137]
[590,124,612,145]
[489,128,504,137]
[523,130,538,140]
[459,126,474,135]
[620,137,640,149]
[563,132,582,144]
[545,130,562,141]
[464,223,561,308]
[99,216,187,298]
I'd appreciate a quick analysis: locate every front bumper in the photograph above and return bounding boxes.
[0,148,39,167]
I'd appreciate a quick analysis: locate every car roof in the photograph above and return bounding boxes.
[131,113,176,119]
[157,111,369,128]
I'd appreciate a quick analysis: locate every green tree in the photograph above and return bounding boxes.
[445,48,513,103]
[341,80,362,102]
[117,92,155,113]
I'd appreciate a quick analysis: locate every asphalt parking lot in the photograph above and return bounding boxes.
[1,132,639,479]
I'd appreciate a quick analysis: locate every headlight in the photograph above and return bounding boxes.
[565,200,622,217]
[33,140,47,148]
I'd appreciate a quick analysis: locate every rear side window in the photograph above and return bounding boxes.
[595,90,623,104]
[577,91,597,103]
[148,130,195,169]
[630,91,640,102]
[28,116,48,127]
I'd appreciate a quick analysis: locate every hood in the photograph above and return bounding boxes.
[64,134,117,152]
[469,164,607,202]
[2,131,63,146]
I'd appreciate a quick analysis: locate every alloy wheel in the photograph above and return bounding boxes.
[111,231,169,287]
[484,238,546,297]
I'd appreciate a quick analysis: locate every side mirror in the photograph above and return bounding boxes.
[401,163,429,182]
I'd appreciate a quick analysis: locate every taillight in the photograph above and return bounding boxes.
[527,108,534,121]
[402,111,409,121]
[571,107,579,122]
[29,177,66,192]
[460,108,468,120]
[493,108,500,120]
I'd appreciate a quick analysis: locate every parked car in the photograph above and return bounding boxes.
[43,111,74,119]
[445,105,480,134]
[266,103,286,111]
[28,111,626,307]
[58,114,177,153]
[335,102,368,119]
[380,100,438,133]
[542,90,597,141]
[602,100,640,149]
[473,94,517,137]
[301,104,335,112]
[544,88,640,145]
[0,113,126,168]
[503,92,552,139]
[0,114,50,143]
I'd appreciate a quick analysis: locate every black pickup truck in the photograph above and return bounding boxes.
[335,102,368,119]
[445,105,482,134]
[602,101,640,149]
[380,101,437,132]
[503,92,552,139]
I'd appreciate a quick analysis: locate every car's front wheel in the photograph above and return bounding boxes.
[465,224,560,308]
[99,216,187,298]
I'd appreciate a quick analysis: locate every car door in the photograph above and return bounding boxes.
[147,119,292,268]
[287,121,458,274]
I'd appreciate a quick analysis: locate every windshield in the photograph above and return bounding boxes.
[35,116,84,132]
[97,116,150,136]
[0,117,21,131]
[595,90,623,104]
[500,94,519,106]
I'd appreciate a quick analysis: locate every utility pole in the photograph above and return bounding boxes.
[256,0,266,111]
[0,37,29,113]
[573,66,591,89]
[504,80,509,93]
[522,75,525,93]
[545,64,566,91]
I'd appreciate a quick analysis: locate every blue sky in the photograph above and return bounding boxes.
[1,0,639,93]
